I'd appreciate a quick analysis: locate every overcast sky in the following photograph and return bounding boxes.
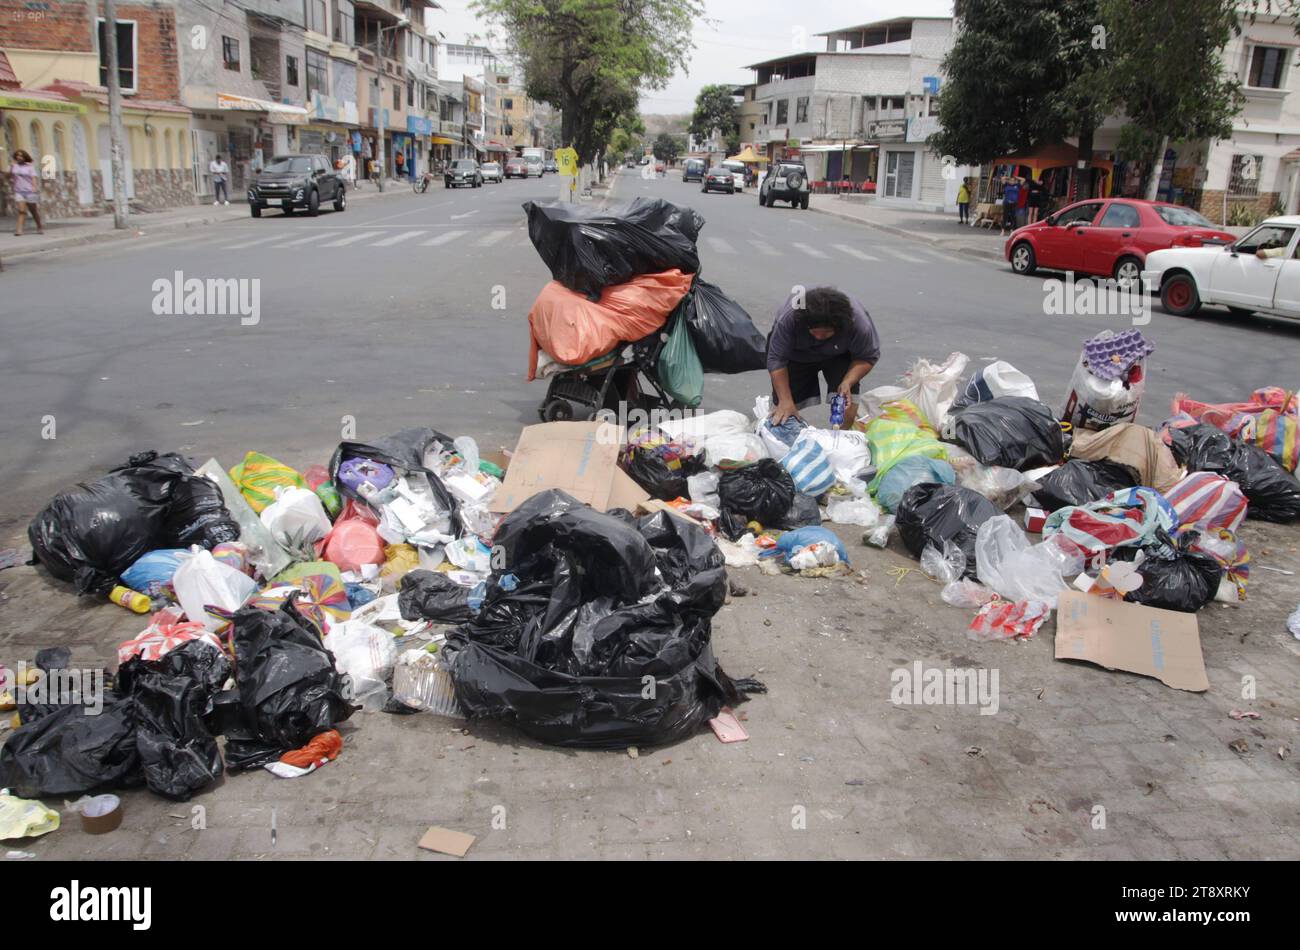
[428,0,954,113]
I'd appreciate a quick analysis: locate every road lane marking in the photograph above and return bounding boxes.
[272,231,341,247]
[372,230,428,246]
[421,229,468,246]
[879,246,929,263]
[451,210,479,220]
[220,234,283,250]
[792,241,828,258]
[321,231,386,247]
[475,229,511,246]
[748,240,780,256]
[833,243,880,262]
[706,236,737,254]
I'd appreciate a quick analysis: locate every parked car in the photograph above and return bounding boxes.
[481,161,503,183]
[655,161,666,175]
[759,161,809,208]
[523,155,544,177]
[505,158,528,179]
[638,156,650,166]
[1005,197,1235,285]
[682,159,706,183]
[445,159,483,188]
[543,159,559,174]
[248,154,345,217]
[720,159,746,191]
[701,166,736,195]
[1143,216,1300,320]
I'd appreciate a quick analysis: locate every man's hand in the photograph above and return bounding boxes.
[770,400,802,426]
[835,386,859,427]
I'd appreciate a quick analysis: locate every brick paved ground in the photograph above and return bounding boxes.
[2,512,1297,861]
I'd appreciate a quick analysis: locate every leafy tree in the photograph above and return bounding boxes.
[689,83,739,148]
[652,132,683,163]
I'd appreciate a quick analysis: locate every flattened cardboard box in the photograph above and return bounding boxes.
[490,420,649,514]
[1055,591,1209,692]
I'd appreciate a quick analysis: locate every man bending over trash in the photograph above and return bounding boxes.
[767,285,880,427]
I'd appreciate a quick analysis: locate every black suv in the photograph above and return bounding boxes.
[445,159,483,188]
[248,154,345,217]
[759,161,810,209]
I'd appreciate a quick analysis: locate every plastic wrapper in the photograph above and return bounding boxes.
[682,278,768,374]
[687,471,721,509]
[896,483,999,580]
[947,397,1065,471]
[875,455,956,513]
[827,495,880,527]
[260,486,332,557]
[865,514,896,548]
[523,197,703,301]
[718,460,796,539]
[974,515,1071,607]
[968,599,1051,641]
[325,620,398,711]
[0,793,60,839]
[27,451,238,596]
[390,649,463,717]
[329,427,461,534]
[941,578,996,608]
[172,547,258,632]
[920,540,966,584]
[955,461,1039,510]
[1165,423,1300,523]
[398,570,473,625]
[1189,528,1249,602]
[1112,530,1223,613]
[1033,459,1137,512]
[195,458,295,579]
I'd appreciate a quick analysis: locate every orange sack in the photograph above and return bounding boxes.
[528,268,693,380]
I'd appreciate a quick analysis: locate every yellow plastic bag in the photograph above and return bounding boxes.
[229,451,307,514]
[380,543,419,584]
[0,793,60,839]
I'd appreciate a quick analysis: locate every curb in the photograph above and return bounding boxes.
[809,202,1007,263]
[0,185,409,264]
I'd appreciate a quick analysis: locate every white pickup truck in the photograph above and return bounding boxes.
[1142,215,1300,321]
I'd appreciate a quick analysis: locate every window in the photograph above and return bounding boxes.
[1235,224,1294,255]
[795,96,808,123]
[1099,202,1141,229]
[96,19,137,93]
[393,85,400,110]
[286,56,299,87]
[305,0,327,35]
[223,36,240,72]
[503,98,513,110]
[333,2,354,43]
[776,99,788,124]
[1229,153,1264,197]
[1154,205,1214,227]
[407,80,414,107]
[928,98,941,116]
[29,121,43,167]
[1247,45,1289,89]
[1053,201,1103,226]
[305,49,328,99]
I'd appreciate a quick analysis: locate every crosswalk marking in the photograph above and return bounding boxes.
[791,241,828,258]
[833,243,880,262]
[706,236,736,255]
[372,230,428,247]
[221,234,282,250]
[321,231,385,247]
[879,246,929,264]
[748,239,780,256]
[273,232,341,248]
[475,229,511,246]
[421,229,468,246]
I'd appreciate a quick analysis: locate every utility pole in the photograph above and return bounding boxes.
[373,17,407,193]
[103,0,128,228]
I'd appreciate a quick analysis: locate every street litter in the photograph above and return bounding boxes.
[417,825,476,858]
[1055,591,1209,691]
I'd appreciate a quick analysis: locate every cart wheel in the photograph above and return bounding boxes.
[541,398,575,422]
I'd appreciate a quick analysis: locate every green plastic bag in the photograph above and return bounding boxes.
[657,316,704,408]
[229,451,307,513]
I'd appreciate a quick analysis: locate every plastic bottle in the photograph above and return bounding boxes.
[829,393,848,429]
[108,585,151,614]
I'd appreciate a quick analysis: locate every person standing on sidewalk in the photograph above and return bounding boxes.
[9,150,44,235]
[209,154,230,206]
[1000,175,1021,236]
[1027,174,1044,224]
[957,177,971,225]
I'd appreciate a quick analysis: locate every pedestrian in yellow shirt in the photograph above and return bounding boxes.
[957,177,971,226]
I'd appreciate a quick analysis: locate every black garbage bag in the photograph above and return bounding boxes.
[329,426,461,533]
[220,597,356,770]
[896,483,999,580]
[0,693,140,798]
[523,197,703,300]
[949,397,1066,471]
[718,460,796,539]
[1034,459,1138,512]
[27,450,238,595]
[620,442,705,501]
[776,492,822,530]
[1165,423,1300,523]
[1112,529,1223,613]
[637,509,727,615]
[118,640,230,800]
[683,279,767,374]
[398,569,473,625]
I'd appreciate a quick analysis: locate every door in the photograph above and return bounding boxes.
[1271,249,1300,314]
[1082,200,1143,277]
[884,150,915,199]
[1035,200,1103,270]
[191,129,217,195]
[1208,224,1295,307]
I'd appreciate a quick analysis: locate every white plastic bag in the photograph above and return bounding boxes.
[865,514,896,548]
[260,486,331,554]
[657,409,750,444]
[941,578,996,608]
[975,515,1070,607]
[445,536,492,573]
[172,547,257,632]
[862,352,969,429]
[957,463,1039,511]
[957,360,1039,406]
[920,540,966,584]
[800,428,872,485]
[717,532,761,567]
[1060,354,1145,431]
[701,432,769,467]
[327,620,398,711]
[687,471,721,509]
[790,542,840,570]
[826,494,880,527]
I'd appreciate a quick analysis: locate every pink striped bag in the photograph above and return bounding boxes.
[1164,472,1247,533]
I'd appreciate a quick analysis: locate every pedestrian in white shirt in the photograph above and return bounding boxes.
[210,155,230,205]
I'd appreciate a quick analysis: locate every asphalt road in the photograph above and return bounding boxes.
[3,166,1299,525]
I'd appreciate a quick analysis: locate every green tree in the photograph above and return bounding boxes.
[472,0,702,164]
[689,83,739,150]
[652,132,683,163]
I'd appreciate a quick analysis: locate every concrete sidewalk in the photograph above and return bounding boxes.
[0,179,410,264]
[809,194,1009,262]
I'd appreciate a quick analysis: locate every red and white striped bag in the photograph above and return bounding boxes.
[1163,472,1247,533]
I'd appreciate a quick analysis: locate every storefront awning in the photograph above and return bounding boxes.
[217,93,309,124]
[430,135,460,146]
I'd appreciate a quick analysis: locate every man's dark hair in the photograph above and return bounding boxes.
[800,286,853,333]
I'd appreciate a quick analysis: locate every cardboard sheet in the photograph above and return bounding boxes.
[489,421,649,514]
[417,826,476,857]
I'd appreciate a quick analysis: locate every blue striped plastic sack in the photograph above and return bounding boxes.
[781,437,837,496]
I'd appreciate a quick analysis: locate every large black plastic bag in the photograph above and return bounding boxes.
[1034,459,1138,512]
[718,460,796,539]
[0,694,140,798]
[523,197,703,300]
[621,442,704,500]
[949,397,1065,470]
[683,279,767,374]
[118,640,230,800]
[399,569,473,625]
[27,450,238,595]
[896,483,999,580]
[329,426,461,532]
[1165,424,1300,523]
[1112,530,1223,612]
[777,492,822,529]
[221,597,356,770]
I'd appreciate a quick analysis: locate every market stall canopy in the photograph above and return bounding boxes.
[728,146,763,163]
[992,142,1113,176]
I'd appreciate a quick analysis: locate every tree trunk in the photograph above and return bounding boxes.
[1144,136,1169,202]
[1076,124,1095,200]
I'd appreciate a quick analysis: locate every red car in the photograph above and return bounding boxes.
[505,158,528,179]
[1005,198,1235,285]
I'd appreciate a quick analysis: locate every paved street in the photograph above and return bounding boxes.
[2,168,1298,860]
